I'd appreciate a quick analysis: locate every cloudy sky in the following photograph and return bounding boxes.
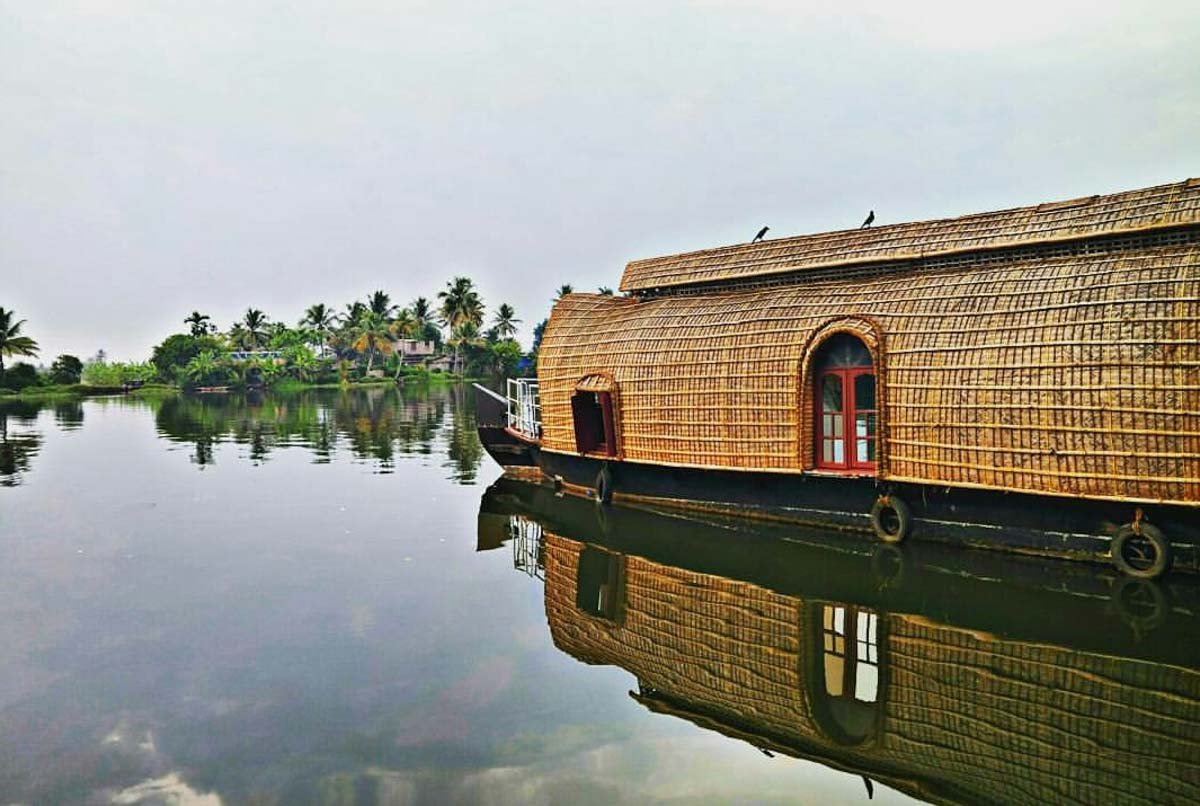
[3,1,1198,361]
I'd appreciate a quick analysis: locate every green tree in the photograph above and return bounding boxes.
[532,318,548,353]
[349,311,395,373]
[241,308,270,349]
[391,308,418,339]
[0,307,39,378]
[491,303,520,340]
[411,296,442,346]
[284,345,321,381]
[553,284,574,302]
[449,321,487,375]
[0,362,39,391]
[183,311,214,336]
[437,277,484,330]
[340,301,367,326]
[438,278,484,370]
[227,323,251,350]
[598,286,614,295]
[184,350,226,386]
[151,333,224,380]
[367,290,397,319]
[49,354,84,384]
[301,303,336,355]
[490,339,523,377]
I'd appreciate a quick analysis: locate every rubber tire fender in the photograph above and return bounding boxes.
[870,494,912,544]
[1111,522,1171,580]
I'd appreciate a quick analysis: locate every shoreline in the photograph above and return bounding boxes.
[1,373,492,402]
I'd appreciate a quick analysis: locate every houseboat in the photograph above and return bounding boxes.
[477,480,1200,806]
[477,179,1200,578]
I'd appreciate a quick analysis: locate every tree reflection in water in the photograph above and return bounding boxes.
[151,385,484,480]
[0,408,43,486]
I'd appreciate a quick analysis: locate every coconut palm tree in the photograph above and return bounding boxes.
[438,278,485,370]
[438,277,484,330]
[598,287,614,296]
[300,303,335,355]
[241,308,269,349]
[492,303,520,340]
[349,311,395,374]
[0,307,39,377]
[391,308,417,339]
[183,311,213,336]
[553,284,574,302]
[410,296,441,345]
[388,309,419,380]
[367,290,397,320]
[227,323,252,350]
[184,350,223,386]
[339,301,367,326]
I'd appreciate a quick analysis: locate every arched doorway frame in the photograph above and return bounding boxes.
[798,317,887,473]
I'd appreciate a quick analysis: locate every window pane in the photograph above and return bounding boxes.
[822,374,843,412]
[833,414,843,438]
[867,439,876,462]
[854,373,876,410]
[855,414,868,439]
[867,413,877,438]
[822,440,833,464]
[833,440,844,464]
[824,655,844,696]
[856,438,869,463]
[855,662,878,702]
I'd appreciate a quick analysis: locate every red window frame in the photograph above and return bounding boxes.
[815,367,877,472]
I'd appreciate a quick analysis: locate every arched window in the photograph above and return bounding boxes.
[807,602,885,745]
[813,334,876,472]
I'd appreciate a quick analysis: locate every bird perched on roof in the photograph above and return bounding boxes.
[752,225,769,242]
[861,210,875,229]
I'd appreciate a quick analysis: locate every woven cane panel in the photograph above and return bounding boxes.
[621,179,1200,292]
[881,617,1200,805]
[539,243,1200,504]
[543,533,817,736]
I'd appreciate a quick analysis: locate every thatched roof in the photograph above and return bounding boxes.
[620,178,1200,292]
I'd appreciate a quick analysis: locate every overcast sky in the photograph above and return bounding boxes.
[3,1,1198,361]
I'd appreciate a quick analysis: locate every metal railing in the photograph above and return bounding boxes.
[506,378,541,440]
[510,516,545,580]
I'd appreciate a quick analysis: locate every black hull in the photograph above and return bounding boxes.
[523,447,1200,574]
[478,425,538,467]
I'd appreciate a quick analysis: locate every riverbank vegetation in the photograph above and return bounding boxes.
[2,277,550,397]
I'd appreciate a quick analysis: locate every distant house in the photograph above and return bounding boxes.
[392,339,436,366]
[227,350,285,365]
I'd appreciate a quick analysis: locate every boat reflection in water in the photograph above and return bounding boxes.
[479,477,1200,805]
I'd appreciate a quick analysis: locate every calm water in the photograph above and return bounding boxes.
[1,387,1198,805]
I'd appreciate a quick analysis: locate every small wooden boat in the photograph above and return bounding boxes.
[479,180,1200,577]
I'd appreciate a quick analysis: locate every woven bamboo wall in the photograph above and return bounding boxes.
[543,533,1200,805]
[543,533,818,734]
[538,243,1200,504]
[621,179,1200,291]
